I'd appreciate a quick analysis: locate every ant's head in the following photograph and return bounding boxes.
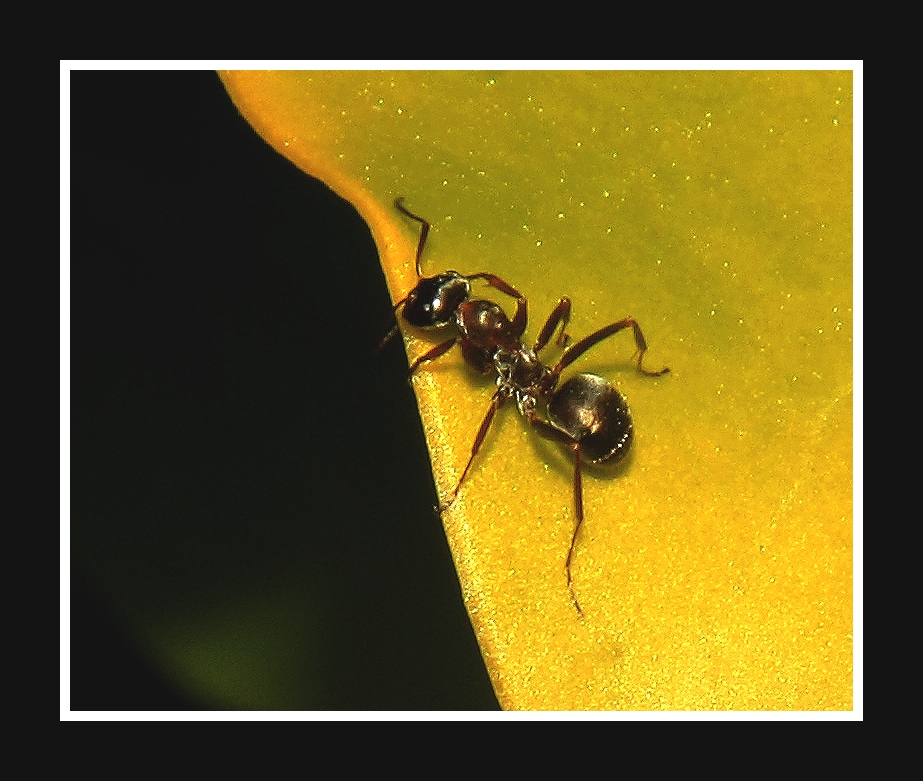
[402,271,471,329]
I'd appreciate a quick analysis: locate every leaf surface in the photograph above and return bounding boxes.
[220,70,853,710]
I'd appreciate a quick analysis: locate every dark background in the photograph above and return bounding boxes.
[69,70,499,710]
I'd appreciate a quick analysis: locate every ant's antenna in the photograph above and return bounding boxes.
[394,197,430,278]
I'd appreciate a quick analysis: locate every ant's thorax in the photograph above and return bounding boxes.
[493,344,557,418]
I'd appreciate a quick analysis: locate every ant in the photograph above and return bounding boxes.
[384,198,669,615]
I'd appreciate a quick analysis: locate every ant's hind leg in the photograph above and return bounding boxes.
[522,411,586,615]
[565,445,585,616]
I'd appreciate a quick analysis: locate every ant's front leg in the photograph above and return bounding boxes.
[552,317,669,378]
[375,296,410,352]
[467,273,528,339]
[533,297,572,354]
[408,337,458,376]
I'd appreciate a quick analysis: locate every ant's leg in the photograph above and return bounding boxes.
[521,409,576,446]
[409,337,457,375]
[439,389,508,513]
[394,198,430,277]
[565,445,585,616]
[375,297,409,352]
[534,297,572,354]
[552,317,670,378]
[408,337,457,375]
[625,318,670,376]
[467,272,528,338]
[521,411,585,615]
[467,272,525,299]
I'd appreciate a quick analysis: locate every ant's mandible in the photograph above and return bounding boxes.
[384,198,669,615]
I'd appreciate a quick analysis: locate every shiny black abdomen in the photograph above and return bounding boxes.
[547,373,633,463]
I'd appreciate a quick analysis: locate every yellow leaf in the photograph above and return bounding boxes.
[220,70,853,710]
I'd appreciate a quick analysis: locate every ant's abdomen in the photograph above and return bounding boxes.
[547,373,633,463]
